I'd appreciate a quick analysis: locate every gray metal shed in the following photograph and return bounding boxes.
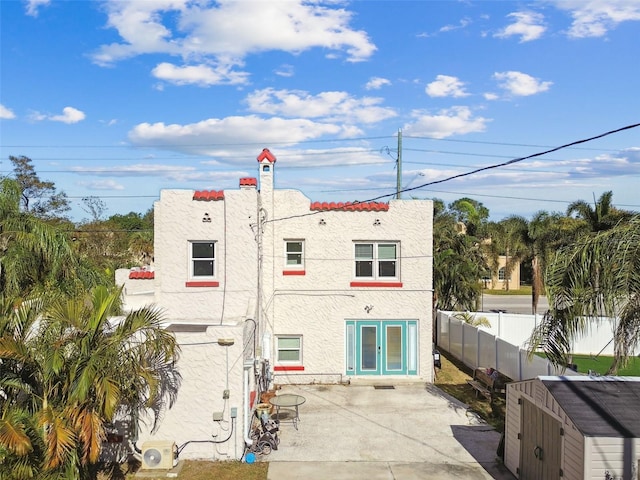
[504,376,640,480]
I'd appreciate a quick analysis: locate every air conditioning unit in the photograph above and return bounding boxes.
[141,440,176,470]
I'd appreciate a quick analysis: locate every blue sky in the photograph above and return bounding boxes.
[1,0,639,223]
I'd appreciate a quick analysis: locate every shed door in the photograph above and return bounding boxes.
[519,399,562,480]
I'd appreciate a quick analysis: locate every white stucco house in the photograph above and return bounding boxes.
[115,148,434,462]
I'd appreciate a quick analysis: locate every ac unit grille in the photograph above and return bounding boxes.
[141,441,175,470]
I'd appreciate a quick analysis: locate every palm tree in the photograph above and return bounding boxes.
[0,287,181,479]
[0,178,103,299]
[433,200,489,311]
[526,211,582,314]
[528,215,640,374]
[566,190,628,233]
[485,216,528,292]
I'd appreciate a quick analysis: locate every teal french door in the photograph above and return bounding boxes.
[345,320,418,375]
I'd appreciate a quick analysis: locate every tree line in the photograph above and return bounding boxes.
[434,193,640,374]
[1,156,177,479]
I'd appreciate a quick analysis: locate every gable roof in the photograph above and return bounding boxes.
[257,148,276,163]
[541,377,640,437]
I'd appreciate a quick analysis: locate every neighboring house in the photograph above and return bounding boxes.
[504,376,640,480]
[116,149,433,461]
[483,254,521,291]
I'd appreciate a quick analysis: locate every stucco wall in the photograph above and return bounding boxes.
[265,190,433,381]
[153,188,259,323]
[136,324,249,461]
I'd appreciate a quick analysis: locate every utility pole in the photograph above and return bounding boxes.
[396,128,402,199]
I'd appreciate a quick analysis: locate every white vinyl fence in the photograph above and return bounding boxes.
[435,310,603,381]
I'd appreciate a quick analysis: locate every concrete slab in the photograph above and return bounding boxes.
[265,384,514,479]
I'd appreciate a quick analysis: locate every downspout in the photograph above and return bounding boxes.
[243,362,254,446]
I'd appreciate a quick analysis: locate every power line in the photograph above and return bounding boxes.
[266,122,640,224]
[401,134,624,152]
[399,122,640,199]
[2,132,624,152]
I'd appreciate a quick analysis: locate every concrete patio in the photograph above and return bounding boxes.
[265,382,515,479]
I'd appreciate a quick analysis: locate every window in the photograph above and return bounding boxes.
[498,267,506,281]
[190,241,215,277]
[354,242,398,280]
[276,336,302,364]
[285,240,304,268]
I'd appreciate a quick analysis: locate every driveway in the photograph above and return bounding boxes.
[265,383,514,480]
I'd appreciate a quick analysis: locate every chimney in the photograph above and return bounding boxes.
[239,177,257,189]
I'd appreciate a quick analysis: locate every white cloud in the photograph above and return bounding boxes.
[92,0,376,84]
[494,11,546,42]
[0,104,16,119]
[127,115,363,160]
[50,106,86,124]
[28,106,86,123]
[483,92,499,101]
[403,106,490,139]
[552,0,640,38]
[440,17,471,33]
[78,179,125,191]
[426,75,469,98]
[245,88,397,124]
[493,71,552,96]
[365,77,391,90]
[152,62,249,86]
[275,64,295,78]
[25,0,50,17]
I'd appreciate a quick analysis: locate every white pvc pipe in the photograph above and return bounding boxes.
[243,364,253,446]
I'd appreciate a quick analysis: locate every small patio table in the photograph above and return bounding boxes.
[269,394,306,430]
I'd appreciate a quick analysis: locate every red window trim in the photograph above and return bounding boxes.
[274,365,305,372]
[283,270,306,276]
[185,281,220,287]
[350,281,403,288]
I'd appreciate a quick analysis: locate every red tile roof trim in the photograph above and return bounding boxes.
[193,190,225,201]
[129,270,155,279]
[257,148,277,163]
[240,177,257,186]
[310,201,389,212]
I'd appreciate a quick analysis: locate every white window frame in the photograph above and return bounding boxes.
[498,267,506,281]
[284,240,304,270]
[276,335,302,365]
[189,241,216,278]
[354,241,399,280]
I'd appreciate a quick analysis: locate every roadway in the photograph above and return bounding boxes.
[479,294,548,315]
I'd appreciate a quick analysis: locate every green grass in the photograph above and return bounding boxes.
[536,353,640,376]
[484,286,533,296]
[569,354,640,376]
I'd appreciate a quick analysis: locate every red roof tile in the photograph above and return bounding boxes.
[239,177,257,186]
[193,190,225,201]
[257,148,277,163]
[309,201,389,212]
[129,270,155,280]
